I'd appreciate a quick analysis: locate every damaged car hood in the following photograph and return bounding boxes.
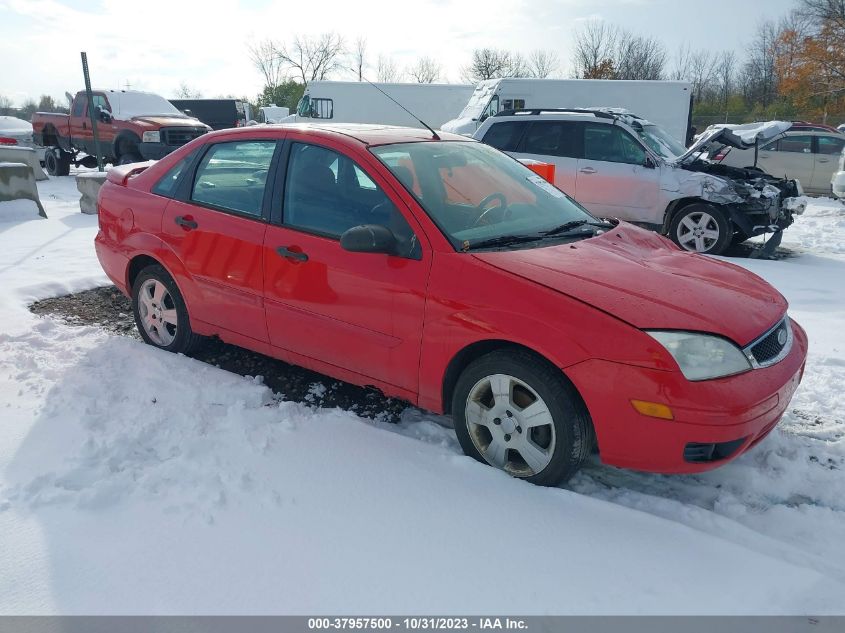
[473,223,786,346]
[677,121,793,165]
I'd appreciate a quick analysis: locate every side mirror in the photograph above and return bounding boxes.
[643,155,656,169]
[340,224,397,255]
[97,106,112,123]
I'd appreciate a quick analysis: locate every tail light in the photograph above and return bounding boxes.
[0,136,19,145]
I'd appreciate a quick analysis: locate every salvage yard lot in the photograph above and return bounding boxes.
[0,171,843,613]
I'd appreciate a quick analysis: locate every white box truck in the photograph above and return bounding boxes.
[258,105,290,123]
[285,81,475,129]
[442,78,694,143]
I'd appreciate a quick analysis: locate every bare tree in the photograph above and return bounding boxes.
[377,55,403,82]
[800,0,845,26]
[573,22,666,80]
[248,38,287,93]
[0,94,12,115]
[714,50,736,121]
[175,82,202,99]
[572,21,618,78]
[277,33,345,84]
[461,49,530,82]
[407,57,442,83]
[527,49,559,78]
[352,36,367,81]
[614,32,666,80]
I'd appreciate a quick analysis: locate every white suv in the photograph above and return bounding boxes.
[473,109,805,255]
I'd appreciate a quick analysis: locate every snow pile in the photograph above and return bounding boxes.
[0,170,844,614]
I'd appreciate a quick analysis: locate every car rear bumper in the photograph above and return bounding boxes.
[565,319,808,474]
[94,231,130,295]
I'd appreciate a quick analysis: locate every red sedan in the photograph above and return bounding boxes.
[95,124,807,486]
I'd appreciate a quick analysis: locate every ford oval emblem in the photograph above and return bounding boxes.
[777,328,787,346]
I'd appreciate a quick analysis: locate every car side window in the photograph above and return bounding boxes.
[190,141,276,217]
[152,150,198,198]
[584,124,646,165]
[309,98,333,119]
[770,135,813,153]
[521,121,581,158]
[92,95,110,112]
[71,97,84,117]
[817,136,845,155]
[283,142,420,258]
[482,121,528,152]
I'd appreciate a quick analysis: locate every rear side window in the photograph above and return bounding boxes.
[768,135,813,153]
[817,135,845,155]
[152,150,198,198]
[190,141,277,217]
[482,121,528,152]
[583,124,646,165]
[521,121,582,158]
[71,97,84,117]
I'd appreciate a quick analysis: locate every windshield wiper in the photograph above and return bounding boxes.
[464,234,544,251]
[541,219,616,237]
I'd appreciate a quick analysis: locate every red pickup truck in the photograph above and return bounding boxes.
[32,89,211,176]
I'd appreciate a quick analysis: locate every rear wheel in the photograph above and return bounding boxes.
[452,350,593,486]
[669,203,732,255]
[131,265,203,354]
[44,148,70,176]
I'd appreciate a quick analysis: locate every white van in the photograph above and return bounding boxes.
[287,81,474,129]
[442,78,693,143]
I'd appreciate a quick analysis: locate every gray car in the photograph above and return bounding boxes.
[713,128,845,195]
[0,116,46,162]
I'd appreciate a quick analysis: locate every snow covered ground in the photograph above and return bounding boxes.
[0,173,844,614]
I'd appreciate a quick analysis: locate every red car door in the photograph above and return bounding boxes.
[161,138,279,343]
[263,138,431,398]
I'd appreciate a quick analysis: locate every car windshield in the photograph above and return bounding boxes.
[636,123,687,160]
[370,141,598,250]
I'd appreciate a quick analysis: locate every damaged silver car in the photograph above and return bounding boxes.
[474,109,805,256]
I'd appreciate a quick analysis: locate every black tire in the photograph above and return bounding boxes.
[131,265,203,355]
[452,349,594,486]
[44,148,70,176]
[117,151,143,165]
[668,203,732,255]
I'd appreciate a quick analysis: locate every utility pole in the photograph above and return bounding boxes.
[80,52,104,172]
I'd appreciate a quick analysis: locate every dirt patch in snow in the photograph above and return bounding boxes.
[29,286,410,421]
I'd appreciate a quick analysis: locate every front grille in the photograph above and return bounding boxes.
[162,127,206,146]
[746,317,791,367]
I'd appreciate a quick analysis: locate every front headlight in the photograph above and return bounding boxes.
[142,131,160,143]
[646,331,751,381]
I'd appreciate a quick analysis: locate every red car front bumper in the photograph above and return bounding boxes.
[566,320,808,474]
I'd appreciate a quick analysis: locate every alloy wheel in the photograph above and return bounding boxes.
[138,279,178,346]
[676,211,721,252]
[465,373,556,477]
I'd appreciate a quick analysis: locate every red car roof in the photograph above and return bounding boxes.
[206,123,472,146]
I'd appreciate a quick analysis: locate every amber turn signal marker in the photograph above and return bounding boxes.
[630,400,674,420]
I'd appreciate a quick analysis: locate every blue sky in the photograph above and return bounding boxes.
[0,0,796,106]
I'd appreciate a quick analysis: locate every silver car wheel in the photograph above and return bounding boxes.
[465,373,556,477]
[138,279,178,347]
[676,211,721,252]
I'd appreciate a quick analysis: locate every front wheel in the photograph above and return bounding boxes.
[452,350,593,486]
[131,265,202,354]
[118,151,143,165]
[669,203,732,255]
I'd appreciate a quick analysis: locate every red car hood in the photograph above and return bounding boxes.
[472,224,786,346]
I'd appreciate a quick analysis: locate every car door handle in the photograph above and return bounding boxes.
[276,246,308,262]
[818,158,830,163]
[579,167,597,174]
[174,215,198,230]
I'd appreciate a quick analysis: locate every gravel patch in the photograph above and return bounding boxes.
[30,286,411,421]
